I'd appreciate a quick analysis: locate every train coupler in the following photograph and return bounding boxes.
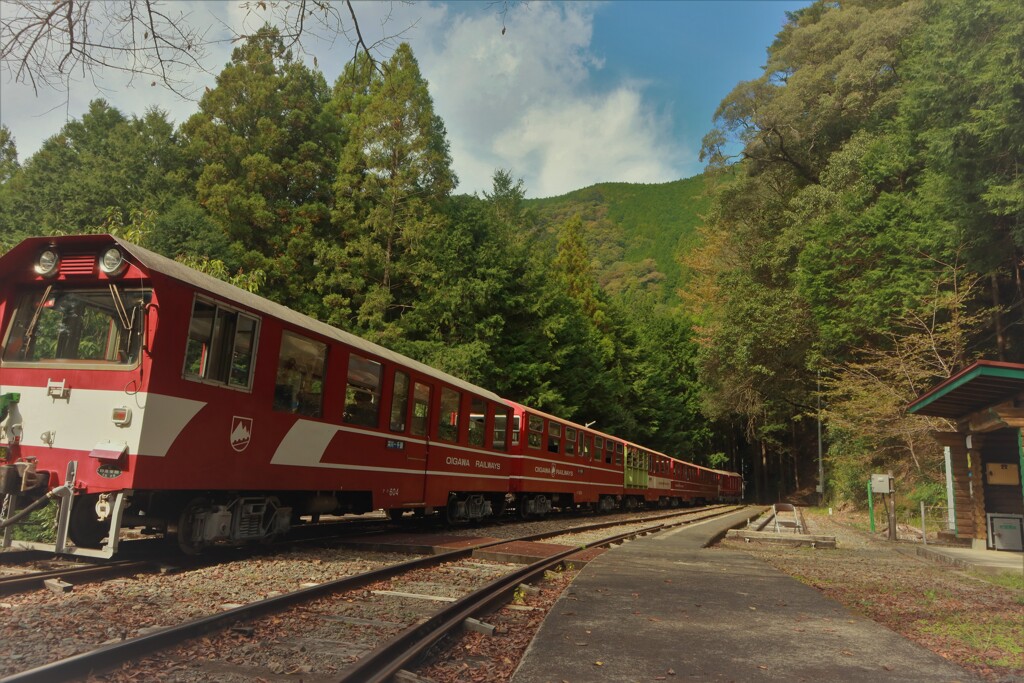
[0,461,127,559]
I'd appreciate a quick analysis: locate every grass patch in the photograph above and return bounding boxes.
[971,571,1024,595]
[917,617,1024,669]
[8,501,57,542]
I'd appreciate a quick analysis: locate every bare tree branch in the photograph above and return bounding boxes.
[0,0,427,99]
[1,0,210,97]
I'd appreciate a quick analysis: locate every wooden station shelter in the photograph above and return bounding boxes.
[908,360,1024,551]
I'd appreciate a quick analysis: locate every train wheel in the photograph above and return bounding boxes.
[444,496,461,525]
[490,494,507,517]
[68,495,107,549]
[388,508,405,522]
[177,497,210,555]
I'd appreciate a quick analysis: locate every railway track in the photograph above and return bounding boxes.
[0,505,744,682]
[0,505,728,599]
[0,559,155,596]
[0,515,406,598]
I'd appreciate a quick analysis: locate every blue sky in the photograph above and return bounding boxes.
[591,1,807,165]
[0,1,809,198]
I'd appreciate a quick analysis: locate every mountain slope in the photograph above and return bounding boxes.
[527,175,709,300]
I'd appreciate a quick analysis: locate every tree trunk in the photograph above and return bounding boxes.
[992,272,1006,361]
[751,437,764,503]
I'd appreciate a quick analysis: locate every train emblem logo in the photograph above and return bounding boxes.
[230,416,253,452]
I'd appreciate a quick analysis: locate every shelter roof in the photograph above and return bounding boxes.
[907,360,1024,419]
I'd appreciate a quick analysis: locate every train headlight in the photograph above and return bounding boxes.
[34,249,60,277]
[99,246,127,276]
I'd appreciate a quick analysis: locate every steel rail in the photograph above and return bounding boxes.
[337,521,689,682]
[513,504,739,543]
[0,550,52,565]
[0,505,741,683]
[0,559,151,596]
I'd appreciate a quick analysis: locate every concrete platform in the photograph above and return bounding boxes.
[914,544,1024,577]
[512,507,979,682]
[725,528,837,548]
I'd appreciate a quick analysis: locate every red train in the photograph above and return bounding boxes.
[0,234,741,557]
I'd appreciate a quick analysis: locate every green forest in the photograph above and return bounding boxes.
[1,0,1021,510]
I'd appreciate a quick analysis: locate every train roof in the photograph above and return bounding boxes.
[504,400,608,435]
[499,401,741,475]
[1,234,505,403]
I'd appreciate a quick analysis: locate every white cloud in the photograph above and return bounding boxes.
[493,88,681,197]
[413,2,686,197]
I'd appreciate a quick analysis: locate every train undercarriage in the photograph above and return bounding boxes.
[2,461,715,558]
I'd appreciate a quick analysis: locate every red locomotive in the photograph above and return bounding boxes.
[0,234,741,557]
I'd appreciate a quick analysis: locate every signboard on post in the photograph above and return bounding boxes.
[871,474,894,495]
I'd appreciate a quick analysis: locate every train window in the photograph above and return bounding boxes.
[491,405,510,450]
[390,371,409,432]
[595,435,604,450]
[615,442,623,465]
[527,415,543,449]
[343,353,383,428]
[582,434,590,460]
[565,427,576,456]
[4,286,151,366]
[184,300,215,376]
[273,331,326,417]
[547,421,561,454]
[469,397,486,447]
[184,297,259,389]
[411,382,431,436]
[229,314,258,388]
[438,387,461,442]
[605,440,613,464]
[511,415,521,447]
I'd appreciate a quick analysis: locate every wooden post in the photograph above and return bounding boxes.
[886,492,897,542]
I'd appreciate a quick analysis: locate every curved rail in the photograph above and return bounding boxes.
[1,505,745,683]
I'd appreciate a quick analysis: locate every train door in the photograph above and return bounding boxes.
[385,371,430,505]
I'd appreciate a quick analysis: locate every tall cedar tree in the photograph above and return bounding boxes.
[1,101,186,241]
[325,44,456,344]
[181,25,335,313]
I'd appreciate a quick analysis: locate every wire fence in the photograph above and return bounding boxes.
[870,501,954,543]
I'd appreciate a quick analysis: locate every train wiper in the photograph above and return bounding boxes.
[108,284,144,362]
[109,284,134,332]
[19,285,53,360]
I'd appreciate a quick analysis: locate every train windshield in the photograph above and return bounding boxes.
[2,285,150,366]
